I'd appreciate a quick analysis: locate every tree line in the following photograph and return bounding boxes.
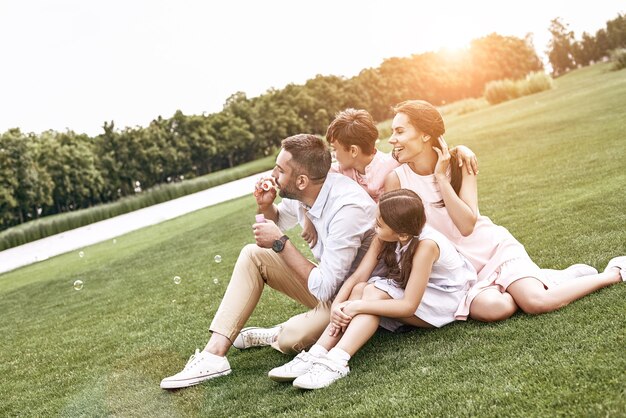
[2,13,625,231]
[548,14,626,75]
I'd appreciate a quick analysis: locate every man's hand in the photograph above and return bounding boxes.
[253,177,277,210]
[253,219,283,248]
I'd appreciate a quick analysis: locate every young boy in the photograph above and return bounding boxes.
[327,108,400,202]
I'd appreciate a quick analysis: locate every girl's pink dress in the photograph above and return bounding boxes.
[394,164,548,319]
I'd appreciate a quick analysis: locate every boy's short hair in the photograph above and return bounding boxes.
[325,108,378,155]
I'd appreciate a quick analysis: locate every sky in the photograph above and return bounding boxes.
[0,0,624,136]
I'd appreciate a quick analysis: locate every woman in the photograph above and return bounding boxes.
[384,100,624,321]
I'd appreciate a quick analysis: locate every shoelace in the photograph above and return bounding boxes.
[244,329,276,346]
[183,349,201,371]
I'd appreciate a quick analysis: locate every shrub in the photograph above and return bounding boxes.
[521,71,554,95]
[484,72,553,105]
[610,48,626,70]
[438,98,489,116]
[484,79,522,105]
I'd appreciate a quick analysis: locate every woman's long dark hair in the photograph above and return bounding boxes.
[393,100,462,206]
[377,189,427,288]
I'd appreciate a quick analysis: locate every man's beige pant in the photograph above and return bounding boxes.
[209,244,331,354]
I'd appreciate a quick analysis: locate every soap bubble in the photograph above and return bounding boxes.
[173,276,182,285]
[79,251,84,258]
[214,255,222,263]
[213,278,219,285]
[73,280,84,291]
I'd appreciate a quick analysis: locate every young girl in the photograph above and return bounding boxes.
[268,189,478,389]
[384,100,625,322]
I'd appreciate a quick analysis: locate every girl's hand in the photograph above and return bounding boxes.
[328,323,342,338]
[450,145,478,175]
[433,136,451,182]
[341,300,360,318]
[330,301,353,332]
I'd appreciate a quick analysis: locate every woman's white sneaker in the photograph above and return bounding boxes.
[292,357,349,390]
[605,256,626,281]
[268,351,318,382]
[541,264,598,285]
[160,349,231,389]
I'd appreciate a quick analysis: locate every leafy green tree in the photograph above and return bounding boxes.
[573,32,596,66]
[0,134,19,228]
[205,95,256,169]
[606,13,626,50]
[250,89,305,156]
[36,130,104,213]
[378,57,414,107]
[0,129,53,227]
[95,122,148,198]
[470,33,543,91]
[593,28,611,61]
[548,18,576,75]
[168,111,217,176]
[347,67,392,122]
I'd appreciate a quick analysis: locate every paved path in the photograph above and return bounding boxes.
[0,171,271,274]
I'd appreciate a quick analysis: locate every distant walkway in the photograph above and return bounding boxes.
[0,171,271,274]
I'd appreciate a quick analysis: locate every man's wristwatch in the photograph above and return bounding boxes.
[272,235,289,253]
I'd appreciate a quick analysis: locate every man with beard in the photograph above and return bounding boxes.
[161,134,377,389]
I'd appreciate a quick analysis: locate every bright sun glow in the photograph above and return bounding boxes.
[0,0,623,135]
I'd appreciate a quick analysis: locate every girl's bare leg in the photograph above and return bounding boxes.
[316,282,368,351]
[335,285,391,356]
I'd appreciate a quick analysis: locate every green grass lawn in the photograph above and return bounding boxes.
[1,63,625,417]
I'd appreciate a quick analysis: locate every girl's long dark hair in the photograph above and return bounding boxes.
[377,189,427,289]
[393,100,462,206]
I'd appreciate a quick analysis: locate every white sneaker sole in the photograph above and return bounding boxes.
[292,378,336,390]
[160,369,232,389]
[268,371,303,382]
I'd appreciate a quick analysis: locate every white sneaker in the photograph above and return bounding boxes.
[268,351,318,382]
[292,357,349,390]
[233,325,281,349]
[605,256,626,281]
[541,264,598,285]
[160,349,231,389]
